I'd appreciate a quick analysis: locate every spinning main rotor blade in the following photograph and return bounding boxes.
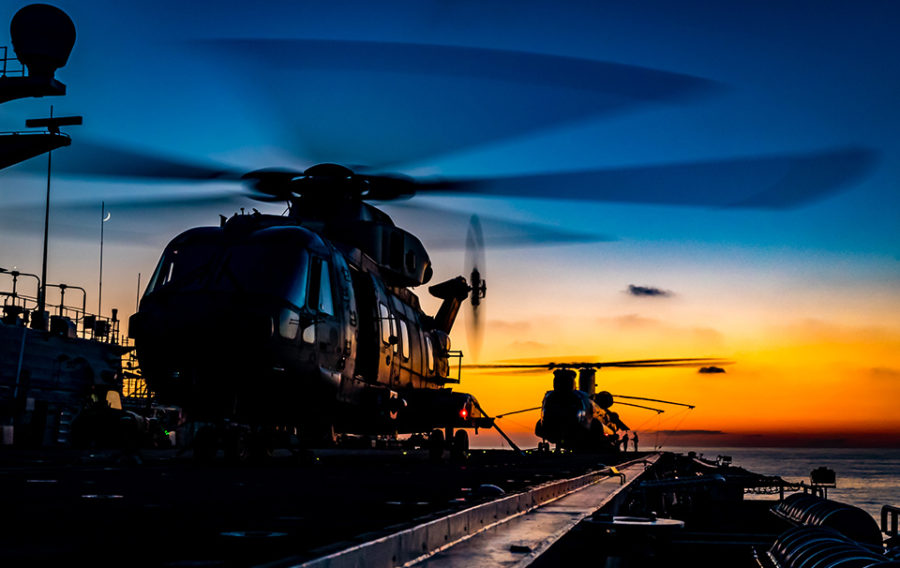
[0,190,609,247]
[415,147,877,210]
[201,38,717,167]
[206,39,714,98]
[6,139,241,181]
[30,141,875,213]
[384,202,615,248]
[465,357,726,370]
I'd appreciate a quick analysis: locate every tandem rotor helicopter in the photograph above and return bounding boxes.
[471,363,705,453]
[2,3,878,459]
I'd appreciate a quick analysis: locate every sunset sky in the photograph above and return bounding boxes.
[1,1,898,448]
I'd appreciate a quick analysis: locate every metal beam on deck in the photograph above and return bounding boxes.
[414,456,658,567]
[265,454,659,568]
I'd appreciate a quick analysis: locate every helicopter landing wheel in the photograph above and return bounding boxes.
[428,429,445,462]
[224,428,251,463]
[450,429,469,462]
[250,429,275,462]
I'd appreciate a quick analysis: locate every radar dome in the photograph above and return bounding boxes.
[10,4,75,79]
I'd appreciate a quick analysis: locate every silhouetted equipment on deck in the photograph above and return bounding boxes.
[772,493,883,546]
[810,466,836,487]
[0,289,129,447]
[767,526,888,568]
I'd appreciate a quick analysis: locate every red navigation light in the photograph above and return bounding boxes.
[459,407,469,420]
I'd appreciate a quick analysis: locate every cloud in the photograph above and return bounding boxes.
[698,366,727,374]
[626,284,673,298]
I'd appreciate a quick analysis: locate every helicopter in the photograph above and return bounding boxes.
[126,164,514,459]
[468,361,705,452]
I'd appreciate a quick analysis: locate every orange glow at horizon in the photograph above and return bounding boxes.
[450,289,900,449]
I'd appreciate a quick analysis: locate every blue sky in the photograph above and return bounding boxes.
[2,0,898,313]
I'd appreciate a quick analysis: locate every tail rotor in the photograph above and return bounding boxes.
[465,215,487,361]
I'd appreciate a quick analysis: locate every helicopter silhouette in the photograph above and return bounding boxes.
[468,361,703,452]
[127,164,511,459]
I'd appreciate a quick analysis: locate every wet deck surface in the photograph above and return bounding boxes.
[0,448,635,567]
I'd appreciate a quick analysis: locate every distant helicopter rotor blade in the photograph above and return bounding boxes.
[494,406,542,418]
[613,401,665,414]
[412,147,877,209]
[198,38,718,168]
[465,215,486,361]
[612,394,696,409]
[464,357,727,370]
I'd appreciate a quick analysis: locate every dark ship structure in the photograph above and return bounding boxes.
[0,4,131,449]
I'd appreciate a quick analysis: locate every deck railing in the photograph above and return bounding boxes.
[1,277,123,345]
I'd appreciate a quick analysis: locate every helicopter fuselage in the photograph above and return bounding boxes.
[535,389,619,449]
[129,210,488,441]
[533,370,623,451]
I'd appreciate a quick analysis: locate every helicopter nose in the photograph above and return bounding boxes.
[130,292,277,364]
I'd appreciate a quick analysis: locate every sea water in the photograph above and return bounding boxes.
[669,446,900,522]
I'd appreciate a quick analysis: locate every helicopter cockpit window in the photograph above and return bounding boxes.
[425,335,434,373]
[220,244,309,309]
[398,319,410,360]
[379,303,393,345]
[146,239,223,294]
[308,258,334,316]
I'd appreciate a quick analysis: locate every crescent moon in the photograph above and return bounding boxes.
[103,212,111,222]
